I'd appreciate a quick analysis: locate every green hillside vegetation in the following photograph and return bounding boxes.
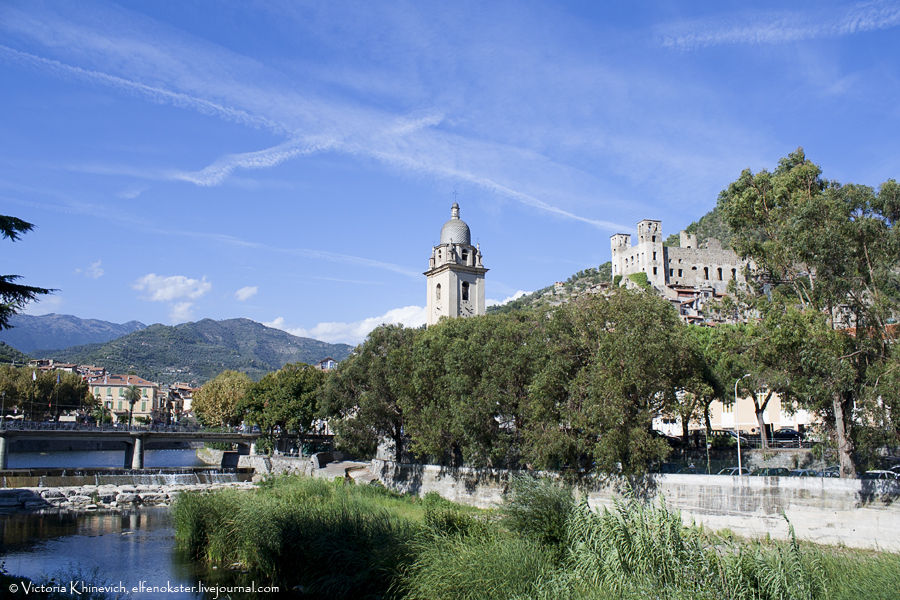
[0,341,31,365]
[37,318,352,384]
[487,262,612,315]
[664,205,733,249]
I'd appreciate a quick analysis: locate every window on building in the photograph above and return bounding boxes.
[461,249,468,263]
[652,235,656,242]
[732,268,737,280]
[435,283,441,301]
[118,401,123,410]
[652,251,657,260]
[142,401,146,411]
[723,403,733,413]
[678,269,683,277]
[704,267,709,280]
[143,388,148,397]
[462,281,470,301]
[653,267,657,275]
[105,401,112,409]
[717,267,723,281]
[670,269,674,277]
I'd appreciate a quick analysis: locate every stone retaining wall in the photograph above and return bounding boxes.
[372,460,900,551]
[0,481,255,512]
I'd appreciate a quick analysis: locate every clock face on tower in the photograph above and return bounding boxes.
[461,304,473,317]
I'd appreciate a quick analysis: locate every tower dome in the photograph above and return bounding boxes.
[440,202,471,245]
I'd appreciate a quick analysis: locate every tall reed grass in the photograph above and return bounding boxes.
[175,475,899,600]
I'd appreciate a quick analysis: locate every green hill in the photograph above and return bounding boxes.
[0,341,31,365]
[36,318,352,384]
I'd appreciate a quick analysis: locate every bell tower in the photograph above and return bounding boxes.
[425,202,488,327]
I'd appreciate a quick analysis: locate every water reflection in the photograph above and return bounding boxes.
[0,508,273,599]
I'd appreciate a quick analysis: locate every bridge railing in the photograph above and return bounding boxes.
[0,420,208,433]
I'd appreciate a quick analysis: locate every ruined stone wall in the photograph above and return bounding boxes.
[664,244,746,293]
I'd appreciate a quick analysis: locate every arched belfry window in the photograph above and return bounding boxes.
[461,249,469,264]
[462,281,470,301]
[435,283,441,301]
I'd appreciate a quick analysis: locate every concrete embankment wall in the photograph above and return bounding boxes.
[372,459,900,551]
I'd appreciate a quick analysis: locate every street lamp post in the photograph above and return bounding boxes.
[735,374,751,475]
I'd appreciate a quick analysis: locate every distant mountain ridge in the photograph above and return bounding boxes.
[0,313,146,354]
[35,318,353,384]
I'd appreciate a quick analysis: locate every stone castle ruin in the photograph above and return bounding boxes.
[611,220,747,316]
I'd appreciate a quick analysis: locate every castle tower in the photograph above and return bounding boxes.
[425,203,488,327]
[636,219,665,288]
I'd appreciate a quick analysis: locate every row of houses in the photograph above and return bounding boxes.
[27,359,197,424]
[27,357,339,424]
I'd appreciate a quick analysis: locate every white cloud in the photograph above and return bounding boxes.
[74,259,104,279]
[169,301,194,323]
[132,273,212,302]
[235,286,258,301]
[23,294,64,315]
[661,2,900,50]
[487,290,529,307]
[265,305,427,345]
[173,136,338,187]
[117,185,148,199]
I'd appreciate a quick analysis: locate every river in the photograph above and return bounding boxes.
[1,450,272,599]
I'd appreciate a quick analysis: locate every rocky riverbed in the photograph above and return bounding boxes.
[0,481,255,512]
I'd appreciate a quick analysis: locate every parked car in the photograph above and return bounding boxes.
[818,466,840,478]
[716,467,749,476]
[859,470,899,480]
[750,467,790,477]
[771,428,802,447]
[787,469,819,477]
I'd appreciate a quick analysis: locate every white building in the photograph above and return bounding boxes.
[425,202,488,326]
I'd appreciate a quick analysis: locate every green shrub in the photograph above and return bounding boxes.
[400,533,554,600]
[613,275,623,287]
[501,476,574,548]
[627,272,650,288]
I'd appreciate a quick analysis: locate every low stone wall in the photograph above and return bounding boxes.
[372,460,900,551]
[0,481,255,512]
[238,455,313,478]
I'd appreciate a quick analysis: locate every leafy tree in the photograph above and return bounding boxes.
[319,324,419,461]
[597,261,612,282]
[193,370,251,428]
[124,385,142,426]
[524,289,697,475]
[1,216,54,330]
[718,148,900,476]
[239,362,324,434]
[410,312,543,467]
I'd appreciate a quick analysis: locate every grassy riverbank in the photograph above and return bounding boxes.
[174,475,900,600]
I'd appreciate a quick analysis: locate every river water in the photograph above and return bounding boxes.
[1,450,272,599]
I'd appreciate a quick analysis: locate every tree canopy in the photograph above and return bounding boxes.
[1,215,54,330]
[718,148,900,476]
[192,370,251,428]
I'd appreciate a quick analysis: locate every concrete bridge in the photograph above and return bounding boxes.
[0,424,262,469]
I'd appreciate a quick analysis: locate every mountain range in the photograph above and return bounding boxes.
[0,313,146,354]
[1,315,352,385]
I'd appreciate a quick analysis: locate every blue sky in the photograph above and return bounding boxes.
[3,0,900,345]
